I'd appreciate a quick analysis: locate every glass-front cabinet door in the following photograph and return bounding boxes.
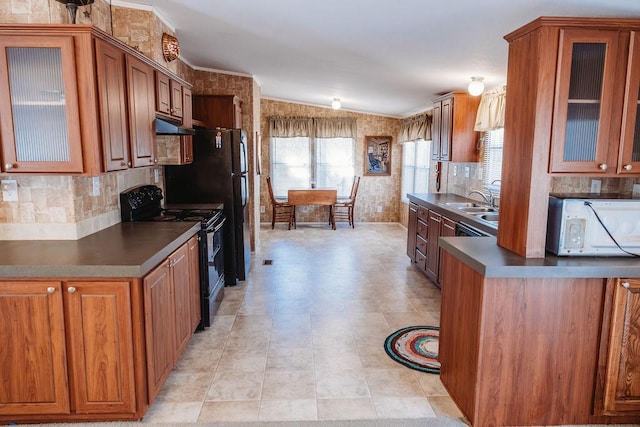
[0,36,84,173]
[550,29,621,173]
[619,31,640,175]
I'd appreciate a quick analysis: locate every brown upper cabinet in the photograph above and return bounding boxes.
[550,28,640,175]
[193,95,242,129]
[155,71,191,124]
[500,18,640,258]
[0,24,192,175]
[95,38,131,171]
[431,92,480,162]
[182,87,193,129]
[155,71,172,116]
[126,54,157,169]
[0,34,86,173]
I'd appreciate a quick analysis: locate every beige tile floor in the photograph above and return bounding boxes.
[141,223,468,424]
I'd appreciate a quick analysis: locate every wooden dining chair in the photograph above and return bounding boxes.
[333,176,360,228]
[266,176,295,229]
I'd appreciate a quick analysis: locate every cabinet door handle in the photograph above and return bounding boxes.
[624,164,632,171]
[4,163,15,170]
[67,286,76,294]
[598,163,608,170]
[622,281,630,289]
[47,287,56,294]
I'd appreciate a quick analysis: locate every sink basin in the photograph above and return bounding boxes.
[478,214,499,222]
[459,207,498,213]
[443,202,485,208]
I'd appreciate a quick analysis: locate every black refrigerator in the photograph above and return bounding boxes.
[164,128,250,286]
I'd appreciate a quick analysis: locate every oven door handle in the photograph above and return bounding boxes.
[211,217,226,233]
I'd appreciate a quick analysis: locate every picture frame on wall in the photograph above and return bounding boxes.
[364,135,392,176]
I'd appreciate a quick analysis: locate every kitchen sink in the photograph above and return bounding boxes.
[443,202,486,208]
[477,214,499,222]
[459,206,498,213]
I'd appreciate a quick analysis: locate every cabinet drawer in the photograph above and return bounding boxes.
[417,207,429,222]
[416,235,427,255]
[415,248,427,270]
[417,219,428,239]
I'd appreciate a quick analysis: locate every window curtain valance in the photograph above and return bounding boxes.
[314,117,357,138]
[398,113,432,143]
[269,116,357,138]
[474,85,506,132]
[269,116,314,137]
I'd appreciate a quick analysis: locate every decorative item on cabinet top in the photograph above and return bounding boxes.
[55,0,94,24]
[162,33,180,62]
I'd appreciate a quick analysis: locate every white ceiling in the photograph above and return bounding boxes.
[116,0,640,118]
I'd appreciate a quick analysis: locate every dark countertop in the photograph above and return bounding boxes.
[439,236,640,278]
[407,192,498,235]
[0,222,200,278]
[408,192,640,278]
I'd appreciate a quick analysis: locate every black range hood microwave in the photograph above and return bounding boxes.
[155,116,195,135]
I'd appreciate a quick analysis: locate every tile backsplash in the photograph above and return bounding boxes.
[0,169,155,240]
[0,0,172,240]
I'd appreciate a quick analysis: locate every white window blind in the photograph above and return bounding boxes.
[401,139,430,202]
[316,137,355,197]
[482,128,504,186]
[270,136,354,198]
[271,136,311,198]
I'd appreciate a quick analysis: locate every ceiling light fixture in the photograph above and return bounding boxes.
[468,76,485,96]
[331,98,341,110]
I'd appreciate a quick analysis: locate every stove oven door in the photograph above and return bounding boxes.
[201,215,225,328]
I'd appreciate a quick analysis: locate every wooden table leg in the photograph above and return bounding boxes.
[330,206,335,230]
[288,206,295,230]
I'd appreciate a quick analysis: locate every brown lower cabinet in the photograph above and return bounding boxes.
[596,278,640,415]
[439,251,640,426]
[0,236,199,423]
[425,211,442,283]
[407,204,455,287]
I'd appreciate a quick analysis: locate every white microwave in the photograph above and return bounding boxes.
[546,195,640,256]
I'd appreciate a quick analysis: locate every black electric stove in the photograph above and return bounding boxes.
[120,185,225,329]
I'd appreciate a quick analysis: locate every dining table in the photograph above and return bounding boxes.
[287,188,338,229]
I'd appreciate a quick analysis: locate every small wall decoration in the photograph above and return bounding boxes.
[364,135,392,176]
[256,131,262,175]
[162,33,180,62]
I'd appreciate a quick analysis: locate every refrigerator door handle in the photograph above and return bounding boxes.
[241,174,248,207]
[239,131,248,174]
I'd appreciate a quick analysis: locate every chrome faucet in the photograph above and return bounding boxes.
[468,188,495,207]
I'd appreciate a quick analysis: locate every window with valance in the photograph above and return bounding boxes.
[474,86,506,187]
[399,113,432,202]
[269,116,356,198]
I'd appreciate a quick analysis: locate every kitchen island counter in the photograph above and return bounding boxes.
[438,230,640,426]
[439,235,640,278]
[0,221,200,278]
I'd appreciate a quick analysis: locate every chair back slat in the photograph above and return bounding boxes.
[350,176,361,200]
[266,176,277,203]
